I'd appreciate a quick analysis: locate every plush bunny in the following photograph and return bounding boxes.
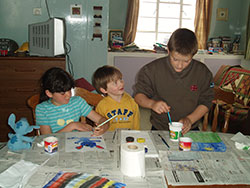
[7,113,40,151]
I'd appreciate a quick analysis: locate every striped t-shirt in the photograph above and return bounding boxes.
[35,96,92,133]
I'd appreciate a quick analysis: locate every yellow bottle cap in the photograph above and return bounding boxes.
[137,138,145,143]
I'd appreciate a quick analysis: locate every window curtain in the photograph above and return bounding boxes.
[194,0,213,49]
[123,0,139,45]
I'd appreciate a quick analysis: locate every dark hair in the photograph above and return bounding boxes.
[167,28,198,56]
[92,65,122,94]
[39,67,75,102]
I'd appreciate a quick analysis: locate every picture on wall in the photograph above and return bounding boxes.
[108,30,123,42]
[216,8,228,21]
[108,30,124,49]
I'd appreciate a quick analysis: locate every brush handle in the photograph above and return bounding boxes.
[158,134,170,149]
[96,114,118,128]
[167,111,172,125]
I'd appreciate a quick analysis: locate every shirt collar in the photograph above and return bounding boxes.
[166,56,194,78]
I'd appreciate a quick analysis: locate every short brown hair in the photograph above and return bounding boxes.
[167,28,198,56]
[92,65,122,94]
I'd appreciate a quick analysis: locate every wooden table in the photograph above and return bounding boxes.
[0,130,250,188]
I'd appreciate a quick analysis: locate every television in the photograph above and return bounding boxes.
[28,18,65,57]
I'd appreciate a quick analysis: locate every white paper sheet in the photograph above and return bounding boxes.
[231,132,250,145]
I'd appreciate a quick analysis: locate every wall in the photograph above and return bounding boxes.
[0,0,109,82]
[1,0,249,80]
[109,0,128,30]
[109,0,250,52]
[209,0,250,52]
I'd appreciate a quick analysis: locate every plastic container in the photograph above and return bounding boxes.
[169,122,183,142]
[179,137,193,151]
[44,136,58,154]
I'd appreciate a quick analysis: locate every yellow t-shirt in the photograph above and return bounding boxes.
[95,92,140,131]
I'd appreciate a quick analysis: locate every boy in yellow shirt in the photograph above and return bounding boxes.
[92,65,140,131]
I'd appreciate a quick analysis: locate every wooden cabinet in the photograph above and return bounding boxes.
[0,57,65,141]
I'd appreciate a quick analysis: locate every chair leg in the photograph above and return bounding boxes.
[222,106,232,133]
[208,104,214,121]
[202,112,209,131]
[212,103,219,132]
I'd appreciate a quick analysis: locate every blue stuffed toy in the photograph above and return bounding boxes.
[7,113,40,151]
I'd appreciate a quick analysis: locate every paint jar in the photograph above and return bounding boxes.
[169,122,183,142]
[179,137,193,151]
[137,138,145,143]
[126,136,134,143]
[44,136,58,154]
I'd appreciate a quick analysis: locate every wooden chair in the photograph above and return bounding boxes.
[202,65,250,133]
[27,94,40,125]
[27,87,103,135]
[73,87,103,125]
[202,86,236,133]
[27,93,40,135]
[73,87,103,107]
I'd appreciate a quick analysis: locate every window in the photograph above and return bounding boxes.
[135,0,196,49]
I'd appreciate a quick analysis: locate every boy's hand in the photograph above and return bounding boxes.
[152,100,171,114]
[179,117,192,135]
[92,123,109,136]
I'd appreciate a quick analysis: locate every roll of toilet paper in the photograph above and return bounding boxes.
[120,142,145,177]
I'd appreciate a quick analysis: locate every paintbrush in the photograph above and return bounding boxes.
[167,111,172,125]
[96,114,118,128]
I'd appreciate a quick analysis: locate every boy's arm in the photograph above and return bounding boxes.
[180,104,209,134]
[134,93,155,109]
[87,110,109,136]
[134,93,170,114]
[133,103,140,130]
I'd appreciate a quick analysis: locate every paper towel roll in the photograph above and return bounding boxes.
[120,142,145,177]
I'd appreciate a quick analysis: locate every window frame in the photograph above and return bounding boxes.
[135,0,196,49]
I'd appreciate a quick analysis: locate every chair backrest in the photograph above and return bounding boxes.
[73,87,103,125]
[27,87,103,135]
[214,86,236,104]
[73,87,103,107]
[27,94,40,135]
[27,94,40,125]
[216,65,250,107]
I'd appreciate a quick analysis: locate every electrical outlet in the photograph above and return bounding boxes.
[33,8,42,15]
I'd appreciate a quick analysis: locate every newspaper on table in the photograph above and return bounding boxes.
[160,150,250,186]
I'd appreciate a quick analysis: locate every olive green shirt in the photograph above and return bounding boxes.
[133,56,214,130]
